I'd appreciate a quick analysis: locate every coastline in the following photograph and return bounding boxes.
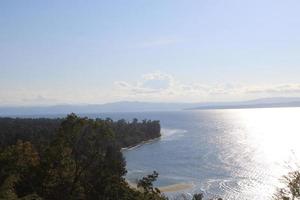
[120,136,161,152]
[159,183,194,193]
[121,133,195,193]
[127,180,194,193]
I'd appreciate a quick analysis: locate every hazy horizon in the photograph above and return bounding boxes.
[1,96,300,107]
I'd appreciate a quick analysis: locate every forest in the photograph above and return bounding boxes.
[0,116,161,150]
[0,114,166,200]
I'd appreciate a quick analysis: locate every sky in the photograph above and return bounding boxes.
[1,0,300,106]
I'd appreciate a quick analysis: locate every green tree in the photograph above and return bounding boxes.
[274,171,300,200]
[0,140,42,199]
[0,114,165,200]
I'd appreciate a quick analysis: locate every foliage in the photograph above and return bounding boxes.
[0,116,161,150]
[137,171,160,193]
[0,118,60,151]
[274,171,300,200]
[192,193,204,200]
[101,118,161,147]
[0,114,165,200]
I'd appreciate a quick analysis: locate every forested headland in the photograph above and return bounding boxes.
[0,114,165,200]
[0,115,161,150]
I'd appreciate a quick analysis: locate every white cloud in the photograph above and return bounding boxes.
[114,81,132,89]
[244,84,300,94]
[0,87,114,106]
[0,92,63,106]
[137,37,179,48]
[142,71,173,81]
[2,72,300,106]
[114,71,231,102]
[21,95,58,105]
[113,71,300,102]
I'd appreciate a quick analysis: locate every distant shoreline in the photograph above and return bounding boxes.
[2,97,300,116]
[187,103,300,111]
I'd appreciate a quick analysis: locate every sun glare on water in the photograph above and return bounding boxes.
[235,107,300,162]
[221,107,300,199]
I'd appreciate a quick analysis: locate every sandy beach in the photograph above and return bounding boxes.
[121,137,161,152]
[127,181,194,193]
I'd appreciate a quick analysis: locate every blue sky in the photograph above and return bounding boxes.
[1,0,300,105]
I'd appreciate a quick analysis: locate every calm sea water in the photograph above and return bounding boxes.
[92,107,300,199]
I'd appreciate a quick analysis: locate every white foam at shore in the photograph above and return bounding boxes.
[160,128,187,141]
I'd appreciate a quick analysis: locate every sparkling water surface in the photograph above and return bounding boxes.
[92,108,300,199]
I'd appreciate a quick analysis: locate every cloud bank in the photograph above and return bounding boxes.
[114,71,300,102]
[1,71,300,106]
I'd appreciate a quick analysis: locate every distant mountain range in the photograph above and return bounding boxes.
[186,97,300,110]
[1,97,300,116]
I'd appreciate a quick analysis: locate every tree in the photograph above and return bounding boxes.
[135,171,167,200]
[137,171,161,195]
[192,193,204,200]
[0,114,165,200]
[274,171,300,200]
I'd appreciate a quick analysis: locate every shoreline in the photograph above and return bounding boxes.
[127,180,194,193]
[120,136,161,152]
[121,133,195,193]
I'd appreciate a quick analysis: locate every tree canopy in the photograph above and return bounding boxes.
[0,114,165,200]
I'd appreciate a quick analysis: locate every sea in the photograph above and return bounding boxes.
[11,107,300,199]
[91,107,300,199]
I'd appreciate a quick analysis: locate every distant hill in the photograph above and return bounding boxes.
[1,97,300,116]
[0,102,200,116]
[187,97,300,110]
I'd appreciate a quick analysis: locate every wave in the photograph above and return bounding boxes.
[122,128,187,151]
[160,128,187,141]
